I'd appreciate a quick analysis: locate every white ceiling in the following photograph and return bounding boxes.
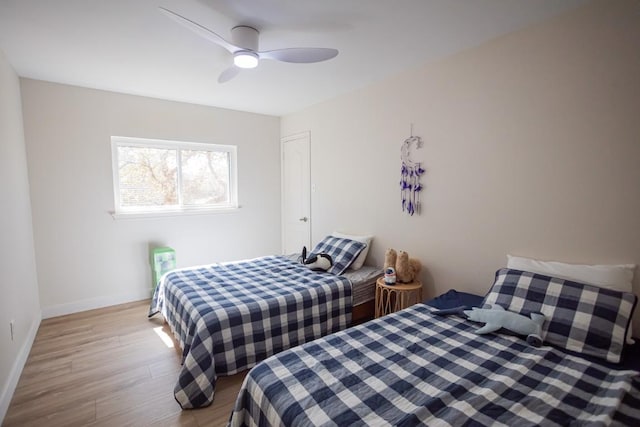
[0,0,588,116]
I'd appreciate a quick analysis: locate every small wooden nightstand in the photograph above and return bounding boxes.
[375,277,423,318]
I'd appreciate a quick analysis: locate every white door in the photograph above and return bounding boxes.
[282,132,311,254]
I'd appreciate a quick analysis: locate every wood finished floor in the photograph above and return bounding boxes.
[3,300,247,427]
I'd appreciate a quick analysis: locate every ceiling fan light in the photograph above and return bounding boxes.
[234,51,258,69]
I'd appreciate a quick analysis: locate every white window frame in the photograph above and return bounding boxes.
[111,136,238,218]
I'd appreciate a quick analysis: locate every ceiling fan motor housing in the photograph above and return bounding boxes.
[231,26,259,51]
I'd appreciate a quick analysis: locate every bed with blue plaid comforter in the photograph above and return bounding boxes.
[148,255,352,409]
[229,304,640,426]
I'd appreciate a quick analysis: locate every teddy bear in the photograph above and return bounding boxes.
[384,248,421,283]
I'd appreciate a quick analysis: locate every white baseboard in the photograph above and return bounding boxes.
[41,290,152,319]
[0,313,41,424]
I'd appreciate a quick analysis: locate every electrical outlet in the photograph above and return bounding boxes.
[10,320,15,341]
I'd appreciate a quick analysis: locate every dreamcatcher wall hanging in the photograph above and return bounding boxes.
[400,126,425,216]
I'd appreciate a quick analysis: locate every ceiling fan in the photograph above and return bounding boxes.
[159,7,339,83]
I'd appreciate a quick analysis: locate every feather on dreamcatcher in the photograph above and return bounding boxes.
[400,128,425,216]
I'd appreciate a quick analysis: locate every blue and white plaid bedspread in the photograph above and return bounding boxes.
[148,255,352,409]
[229,304,640,426]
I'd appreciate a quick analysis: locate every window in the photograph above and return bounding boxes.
[111,136,237,215]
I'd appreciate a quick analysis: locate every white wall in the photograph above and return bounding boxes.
[0,50,41,422]
[282,0,640,332]
[20,80,281,317]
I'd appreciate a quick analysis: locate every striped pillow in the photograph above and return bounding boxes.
[483,268,637,363]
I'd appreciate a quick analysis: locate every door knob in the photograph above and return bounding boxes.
[299,217,308,222]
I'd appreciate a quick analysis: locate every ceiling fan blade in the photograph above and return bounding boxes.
[159,7,238,53]
[259,48,338,64]
[218,66,240,83]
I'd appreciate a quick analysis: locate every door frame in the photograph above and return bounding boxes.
[280,131,311,254]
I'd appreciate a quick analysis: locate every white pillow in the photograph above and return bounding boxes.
[331,232,373,270]
[507,255,637,343]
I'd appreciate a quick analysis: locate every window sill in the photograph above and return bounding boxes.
[110,206,241,220]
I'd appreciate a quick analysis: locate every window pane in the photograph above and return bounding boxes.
[181,150,230,206]
[118,146,177,207]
